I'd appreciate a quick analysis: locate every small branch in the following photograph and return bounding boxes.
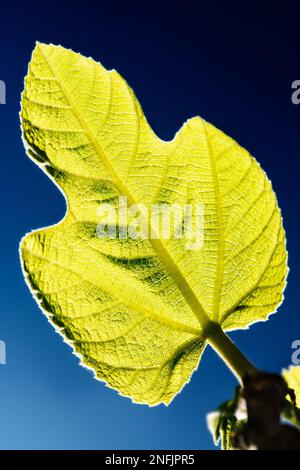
[234,372,300,449]
[208,373,300,450]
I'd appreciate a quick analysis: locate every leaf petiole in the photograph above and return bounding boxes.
[203,321,257,381]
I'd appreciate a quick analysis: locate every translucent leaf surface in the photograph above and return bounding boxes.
[20,44,287,404]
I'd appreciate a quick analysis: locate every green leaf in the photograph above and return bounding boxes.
[282,366,300,427]
[207,386,245,449]
[284,366,300,407]
[20,43,288,405]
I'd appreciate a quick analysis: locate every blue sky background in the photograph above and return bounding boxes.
[0,1,299,450]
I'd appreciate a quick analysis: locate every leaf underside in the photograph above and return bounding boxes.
[20,43,287,405]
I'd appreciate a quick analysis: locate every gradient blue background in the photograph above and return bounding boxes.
[0,1,299,450]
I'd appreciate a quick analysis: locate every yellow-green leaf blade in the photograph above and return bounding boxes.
[20,43,287,405]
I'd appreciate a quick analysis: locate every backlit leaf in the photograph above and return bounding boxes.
[20,43,287,405]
